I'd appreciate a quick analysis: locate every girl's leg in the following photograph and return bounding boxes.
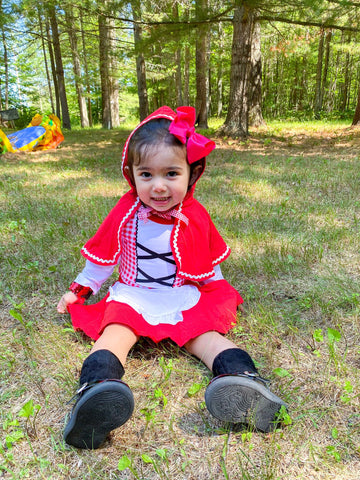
[90,323,140,366]
[64,324,139,449]
[185,331,286,433]
[79,323,139,386]
[184,331,241,370]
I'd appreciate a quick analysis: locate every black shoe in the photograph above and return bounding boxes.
[205,374,287,432]
[64,379,134,449]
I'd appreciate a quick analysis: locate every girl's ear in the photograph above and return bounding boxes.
[189,165,203,187]
[124,165,135,186]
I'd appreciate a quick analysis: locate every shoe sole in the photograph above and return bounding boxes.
[64,381,134,449]
[205,376,287,432]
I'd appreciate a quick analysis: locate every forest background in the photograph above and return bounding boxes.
[2,0,360,133]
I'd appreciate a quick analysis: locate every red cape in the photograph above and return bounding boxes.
[81,190,230,282]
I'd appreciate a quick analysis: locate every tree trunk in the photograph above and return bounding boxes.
[290,60,298,109]
[216,23,224,117]
[249,19,265,127]
[48,4,71,129]
[65,6,89,127]
[98,1,120,129]
[183,44,190,106]
[274,45,279,115]
[221,3,254,138]
[175,48,183,107]
[108,15,120,128]
[1,27,8,108]
[45,17,60,118]
[299,55,307,110]
[195,0,209,128]
[341,46,351,112]
[98,5,119,129]
[314,28,325,119]
[328,31,342,111]
[80,9,92,126]
[99,12,111,128]
[15,63,21,104]
[132,1,149,121]
[38,7,55,113]
[351,83,360,125]
[321,30,332,111]
[173,4,183,107]
[183,7,190,106]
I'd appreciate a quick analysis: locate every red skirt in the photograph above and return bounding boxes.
[68,280,242,347]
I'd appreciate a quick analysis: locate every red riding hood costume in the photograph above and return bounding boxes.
[68,106,242,346]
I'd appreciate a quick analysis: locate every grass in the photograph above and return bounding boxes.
[0,119,360,479]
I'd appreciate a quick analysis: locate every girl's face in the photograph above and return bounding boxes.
[130,145,200,212]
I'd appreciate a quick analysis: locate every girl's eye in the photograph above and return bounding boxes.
[167,171,178,177]
[140,172,151,178]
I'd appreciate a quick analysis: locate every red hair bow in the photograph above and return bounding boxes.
[169,107,216,164]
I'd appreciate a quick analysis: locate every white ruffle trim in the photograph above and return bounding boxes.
[106,282,201,326]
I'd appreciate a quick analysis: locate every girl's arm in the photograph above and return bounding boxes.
[74,260,116,294]
[57,260,116,313]
[199,264,224,285]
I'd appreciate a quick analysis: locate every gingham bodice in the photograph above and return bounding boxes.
[119,214,185,289]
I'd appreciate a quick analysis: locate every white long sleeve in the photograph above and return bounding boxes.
[199,264,224,285]
[74,260,116,294]
[74,257,223,294]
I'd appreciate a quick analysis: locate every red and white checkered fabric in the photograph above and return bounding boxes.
[119,215,138,286]
[137,204,189,225]
[119,214,185,288]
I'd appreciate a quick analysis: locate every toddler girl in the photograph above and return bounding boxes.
[57,106,286,449]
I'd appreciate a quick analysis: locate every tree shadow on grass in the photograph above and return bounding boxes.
[178,409,249,438]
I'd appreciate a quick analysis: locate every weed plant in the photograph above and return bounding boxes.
[0,120,359,479]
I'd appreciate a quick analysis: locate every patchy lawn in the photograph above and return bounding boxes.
[0,120,359,479]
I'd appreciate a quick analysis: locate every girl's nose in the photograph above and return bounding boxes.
[153,178,166,192]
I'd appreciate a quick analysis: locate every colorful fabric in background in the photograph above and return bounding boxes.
[27,114,64,151]
[7,126,46,151]
[0,114,64,154]
[0,129,13,153]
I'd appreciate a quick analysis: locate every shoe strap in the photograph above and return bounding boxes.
[67,379,127,404]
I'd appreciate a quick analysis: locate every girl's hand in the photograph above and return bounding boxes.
[57,292,78,314]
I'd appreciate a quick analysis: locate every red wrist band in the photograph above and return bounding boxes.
[69,282,93,303]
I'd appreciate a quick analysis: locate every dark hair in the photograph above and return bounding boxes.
[126,118,204,187]
[128,118,184,164]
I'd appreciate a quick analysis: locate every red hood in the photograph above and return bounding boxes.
[121,106,210,196]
